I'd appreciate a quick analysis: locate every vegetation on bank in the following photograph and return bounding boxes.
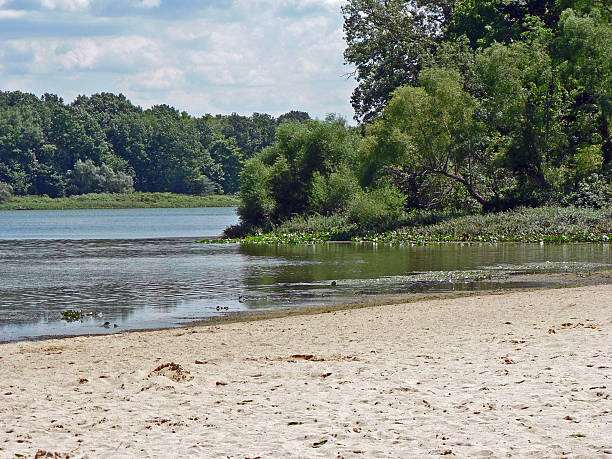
[0,90,310,199]
[207,206,612,244]
[230,1,610,241]
[0,192,239,210]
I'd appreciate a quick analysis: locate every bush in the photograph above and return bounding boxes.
[66,159,134,195]
[238,117,361,228]
[564,174,611,209]
[347,186,407,232]
[310,170,359,215]
[0,182,13,203]
[237,158,275,228]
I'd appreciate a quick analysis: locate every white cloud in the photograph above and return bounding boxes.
[137,0,161,8]
[121,66,185,90]
[0,9,26,18]
[57,36,162,71]
[40,0,91,11]
[0,1,356,120]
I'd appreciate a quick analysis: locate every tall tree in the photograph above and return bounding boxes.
[342,0,455,123]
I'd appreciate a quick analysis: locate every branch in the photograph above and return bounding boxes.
[426,167,488,206]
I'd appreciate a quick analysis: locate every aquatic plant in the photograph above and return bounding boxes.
[201,206,612,245]
[60,309,84,322]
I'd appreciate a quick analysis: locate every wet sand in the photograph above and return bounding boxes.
[1,285,611,458]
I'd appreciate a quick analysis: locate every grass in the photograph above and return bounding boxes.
[0,192,239,210]
[204,206,612,244]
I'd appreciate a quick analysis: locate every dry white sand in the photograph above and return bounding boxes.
[1,285,611,458]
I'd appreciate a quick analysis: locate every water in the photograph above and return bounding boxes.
[0,207,238,240]
[0,207,610,342]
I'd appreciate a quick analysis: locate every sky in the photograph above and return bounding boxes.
[0,0,356,120]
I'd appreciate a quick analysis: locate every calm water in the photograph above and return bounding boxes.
[0,207,610,342]
[0,207,238,240]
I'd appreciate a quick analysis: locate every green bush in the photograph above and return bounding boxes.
[347,186,407,232]
[564,174,612,209]
[66,159,134,195]
[310,170,359,215]
[237,158,275,228]
[238,117,361,228]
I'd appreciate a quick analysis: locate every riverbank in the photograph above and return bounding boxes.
[215,206,612,244]
[1,285,610,457]
[0,192,239,210]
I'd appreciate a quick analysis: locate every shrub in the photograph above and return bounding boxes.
[310,170,359,215]
[347,186,407,232]
[66,159,134,195]
[237,158,275,228]
[564,173,611,209]
[238,117,361,228]
[0,182,13,203]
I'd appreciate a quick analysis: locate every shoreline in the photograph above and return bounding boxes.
[1,284,611,457]
[0,192,239,211]
[3,271,611,345]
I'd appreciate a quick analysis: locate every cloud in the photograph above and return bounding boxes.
[137,0,161,8]
[40,0,91,11]
[0,0,356,120]
[121,66,185,90]
[0,9,26,18]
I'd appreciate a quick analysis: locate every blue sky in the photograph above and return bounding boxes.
[0,0,355,120]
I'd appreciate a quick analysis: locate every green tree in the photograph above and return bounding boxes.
[342,0,455,122]
[556,8,612,168]
[361,67,504,210]
[449,0,561,47]
[209,135,243,194]
[66,159,133,195]
[238,117,361,227]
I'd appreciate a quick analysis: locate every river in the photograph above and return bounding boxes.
[0,207,610,342]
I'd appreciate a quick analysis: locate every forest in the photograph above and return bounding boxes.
[0,90,309,200]
[236,0,611,236]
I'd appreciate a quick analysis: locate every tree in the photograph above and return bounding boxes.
[238,117,361,227]
[209,135,243,194]
[277,110,311,124]
[556,8,612,168]
[342,0,455,122]
[66,159,133,195]
[448,0,561,47]
[0,182,12,203]
[361,67,504,210]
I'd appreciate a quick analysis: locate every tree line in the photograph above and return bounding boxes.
[238,0,611,232]
[0,90,309,199]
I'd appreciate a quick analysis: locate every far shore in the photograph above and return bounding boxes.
[1,283,610,457]
[0,192,239,211]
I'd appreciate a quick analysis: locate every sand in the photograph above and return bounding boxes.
[1,285,611,458]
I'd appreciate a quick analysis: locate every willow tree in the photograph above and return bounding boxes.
[360,67,507,210]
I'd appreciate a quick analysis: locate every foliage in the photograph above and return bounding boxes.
[373,205,612,243]
[338,2,611,215]
[238,117,362,228]
[346,187,407,232]
[342,0,454,122]
[0,192,239,210]
[60,309,84,322]
[0,182,12,203]
[209,206,611,244]
[563,173,612,208]
[0,91,310,198]
[66,159,134,195]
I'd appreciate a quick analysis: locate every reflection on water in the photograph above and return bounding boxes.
[0,231,610,342]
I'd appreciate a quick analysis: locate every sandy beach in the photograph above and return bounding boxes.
[1,285,611,458]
